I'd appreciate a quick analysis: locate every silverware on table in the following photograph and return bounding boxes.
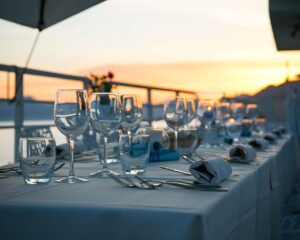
[159,166,192,176]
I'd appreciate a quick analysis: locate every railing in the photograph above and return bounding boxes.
[0,63,197,162]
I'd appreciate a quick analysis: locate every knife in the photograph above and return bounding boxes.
[159,166,192,176]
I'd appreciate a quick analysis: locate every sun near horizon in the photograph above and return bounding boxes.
[1,0,300,102]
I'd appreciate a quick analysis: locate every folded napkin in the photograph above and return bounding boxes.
[229,145,257,163]
[263,133,277,144]
[272,127,286,138]
[149,141,180,162]
[248,138,269,151]
[189,158,232,186]
[56,141,85,159]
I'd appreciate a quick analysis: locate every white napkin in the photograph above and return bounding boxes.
[229,145,257,163]
[189,158,232,186]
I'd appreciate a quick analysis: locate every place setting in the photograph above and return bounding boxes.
[0,90,287,197]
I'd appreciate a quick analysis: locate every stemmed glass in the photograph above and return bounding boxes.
[197,99,216,147]
[246,104,259,131]
[54,89,88,183]
[186,98,196,124]
[231,102,245,121]
[89,93,122,177]
[121,94,143,135]
[164,96,187,150]
[197,99,216,129]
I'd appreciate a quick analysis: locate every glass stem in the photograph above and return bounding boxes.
[174,130,178,151]
[102,136,108,171]
[68,137,75,177]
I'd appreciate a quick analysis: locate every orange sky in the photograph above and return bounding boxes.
[1,0,300,103]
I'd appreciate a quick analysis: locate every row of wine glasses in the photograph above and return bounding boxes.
[164,94,264,148]
[54,90,143,184]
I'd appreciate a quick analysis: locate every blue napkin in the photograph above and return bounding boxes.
[149,142,180,162]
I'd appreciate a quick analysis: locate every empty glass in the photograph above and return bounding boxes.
[225,118,242,143]
[89,93,122,176]
[231,102,245,121]
[54,89,88,183]
[119,134,150,175]
[164,96,187,150]
[197,99,216,128]
[186,98,197,124]
[96,130,121,164]
[246,104,259,131]
[177,127,198,155]
[19,138,56,184]
[121,94,143,135]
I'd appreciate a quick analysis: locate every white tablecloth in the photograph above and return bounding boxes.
[0,135,297,240]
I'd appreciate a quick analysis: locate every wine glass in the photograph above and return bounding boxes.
[216,102,231,123]
[197,99,216,129]
[246,104,259,130]
[89,93,122,177]
[225,118,242,143]
[197,99,216,147]
[121,94,143,135]
[231,102,245,121]
[164,96,187,150]
[186,98,196,124]
[54,89,88,183]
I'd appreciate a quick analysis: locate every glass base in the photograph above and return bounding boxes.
[123,168,145,176]
[55,176,88,183]
[24,177,51,185]
[90,169,120,177]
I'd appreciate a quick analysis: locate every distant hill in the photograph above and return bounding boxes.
[254,80,300,122]
[0,100,54,121]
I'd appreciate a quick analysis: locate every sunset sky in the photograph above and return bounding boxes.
[1,0,300,101]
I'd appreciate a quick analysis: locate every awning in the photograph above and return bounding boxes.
[270,0,300,51]
[0,0,106,31]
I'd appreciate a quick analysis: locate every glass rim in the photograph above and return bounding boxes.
[120,134,149,138]
[91,92,119,96]
[56,89,86,92]
[19,137,55,141]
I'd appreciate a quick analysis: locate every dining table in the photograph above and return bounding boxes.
[0,134,297,240]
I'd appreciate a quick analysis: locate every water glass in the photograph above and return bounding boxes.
[96,130,121,164]
[119,134,150,175]
[225,118,242,142]
[19,138,56,184]
[177,127,198,155]
[164,96,187,150]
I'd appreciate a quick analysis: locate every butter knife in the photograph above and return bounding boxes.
[159,166,191,176]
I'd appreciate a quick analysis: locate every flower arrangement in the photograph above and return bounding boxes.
[87,71,115,95]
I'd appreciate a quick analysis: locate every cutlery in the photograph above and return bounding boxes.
[107,173,136,188]
[134,176,228,191]
[159,166,191,176]
[181,155,196,163]
[201,151,231,160]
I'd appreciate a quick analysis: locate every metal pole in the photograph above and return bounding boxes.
[147,88,153,124]
[14,67,24,162]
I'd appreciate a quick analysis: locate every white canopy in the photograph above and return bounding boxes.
[270,0,300,50]
[0,0,106,31]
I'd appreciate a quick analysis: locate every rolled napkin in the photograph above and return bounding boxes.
[248,138,269,151]
[272,127,286,138]
[189,158,232,186]
[229,145,257,163]
[263,133,277,144]
[56,141,85,159]
[149,141,180,162]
